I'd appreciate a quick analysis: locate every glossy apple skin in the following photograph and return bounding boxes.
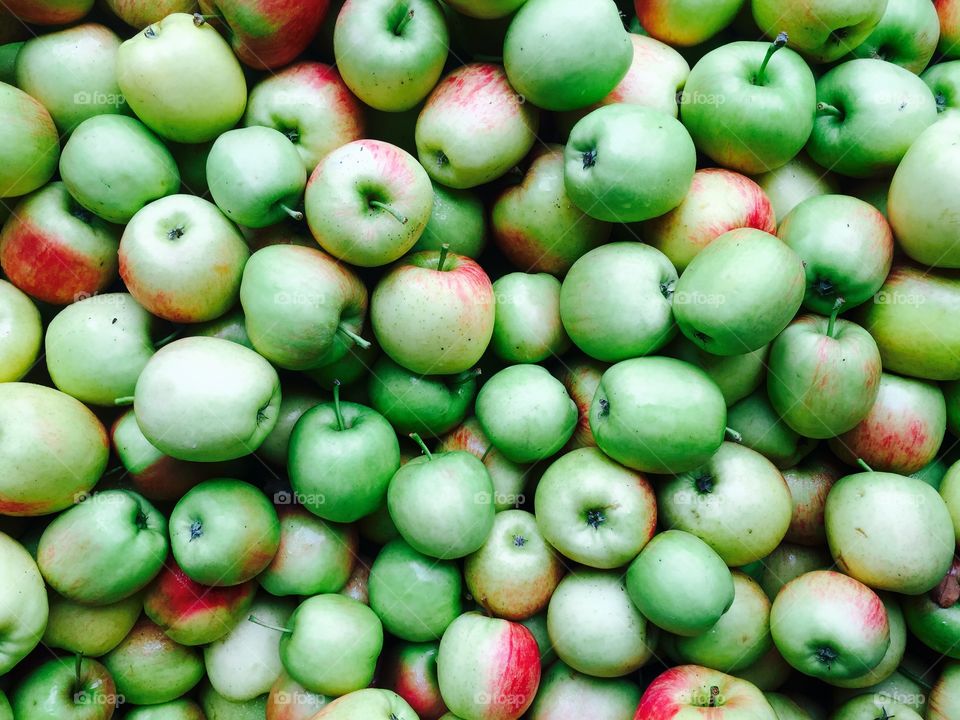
[201,682,269,719]
[0,182,119,305]
[43,590,142,656]
[849,0,939,73]
[923,60,960,118]
[4,0,93,24]
[0,279,41,382]
[382,642,447,720]
[267,671,330,720]
[637,0,744,46]
[257,384,324,467]
[781,452,843,545]
[127,699,207,720]
[938,0,960,58]
[0,82,59,199]
[753,0,887,63]
[902,591,960,659]
[413,182,487,258]
[595,33,690,120]
[752,152,839,223]
[665,336,768,407]
[11,656,117,720]
[828,373,946,474]
[312,689,418,720]
[0,532,47,674]
[527,660,640,720]
[635,665,778,720]
[104,0,198,28]
[831,594,907,691]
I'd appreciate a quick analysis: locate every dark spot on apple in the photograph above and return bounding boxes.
[111,317,118,324]
[585,508,606,529]
[167,225,185,241]
[660,281,675,299]
[598,398,610,417]
[189,519,203,540]
[694,331,711,345]
[815,645,838,667]
[513,534,526,547]
[581,149,598,170]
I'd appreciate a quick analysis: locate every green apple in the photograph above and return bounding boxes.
[103,0,198,28]
[589,356,727,473]
[777,194,893,314]
[527,661,640,720]
[44,590,141,656]
[626,529,734,636]
[116,13,246,143]
[758,543,832,600]
[565,104,696,222]
[0,532,47,673]
[636,665,778,720]
[240,244,369,370]
[0,383,108,515]
[752,151,840,223]
[942,460,960,541]
[305,139,433,267]
[267,671,330,720]
[902,589,960,659]
[665,336,768,407]
[256,384,324,467]
[636,0,745,46]
[0,279,41,381]
[170,478,280,586]
[659,442,793,566]
[595,33,689,119]
[848,0,940,73]
[923,60,960,118]
[735,647,793,693]
[311,689,418,720]
[831,695,922,720]
[727,390,818,468]
[134,337,281,462]
[369,538,463,641]
[207,126,307,228]
[547,570,654,677]
[415,63,539,188]
[15,23,126,133]
[126,699,206,720]
[491,272,569,363]
[413,182,487,258]
[12,657,117,720]
[831,594,907,690]
[199,682,268,720]
[781,453,842,544]
[560,242,676,361]
[928,661,960,720]
[764,693,814,720]
[167,138,212,196]
[0,41,19,84]
[0,81,60,198]
[535,447,656,569]
[674,228,806,355]
[334,0,448,111]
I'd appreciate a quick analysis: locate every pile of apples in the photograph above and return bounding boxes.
[4,0,960,718]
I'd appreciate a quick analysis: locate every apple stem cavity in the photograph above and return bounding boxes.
[826,298,845,339]
[409,432,433,460]
[368,200,408,225]
[281,204,304,222]
[724,427,742,443]
[247,615,291,634]
[113,396,135,406]
[581,148,598,170]
[337,325,372,350]
[332,379,346,432]
[437,243,451,272]
[755,31,788,86]
[394,8,415,35]
[857,458,874,473]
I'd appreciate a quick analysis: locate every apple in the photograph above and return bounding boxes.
[848,0,940,73]
[169,478,280,586]
[267,672,330,720]
[626,529,734,636]
[832,695,922,720]
[134,337,281,462]
[102,618,205,705]
[938,0,960,59]
[831,594,907,691]
[777,194,893,314]
[256,384,325,467]
[560,242,677,360]
[144,557,257,645]
[116,13,247,143]
[735,647,793,693]
[681,37,816,173]
[0,81,60,198]
[200,682,268,719]
[11,656,117,720]
[244,62,363,173]
[635,665,778,720]
[438,612,541,720]
[305,139,433,266]
[928,661,960,720]
[382,643,446,720]
[553,356,605,450]
[665,337,768,407]
[372,248,495,375]
[828,373,945,474]
[0,279,41,382]
[781,452,843,545]
[14,23,126,134]
[491,273,570,363]
[757,543,832,600]
[764,693,815,720]
[535,447,656,569]
[44,590,142,655]
[207,126,307,228]
[340,561,371,605]
[923,59,960,117]
[491,145,610,276]
[0,182,119,305]
[942,461,960,540]
[902,573,960,659]
[104,0,199,28]
[565,104,696,223]
[127,699,206,720]
[413,182,487,258]
[527,661,640,720]
[635,0,745,46]
[752,152,839,222]
[0,532,47,673]
[3,0,93,24]
[415,63,539,189]
[311,689,419,720]
[368,537,463,641]
[589,356,727,474]
[0,383,108,516]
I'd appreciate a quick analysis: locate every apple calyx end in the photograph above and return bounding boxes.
[581,149,598,170]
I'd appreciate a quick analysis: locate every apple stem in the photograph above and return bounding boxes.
[409,432,433,460]
[247,615,291,633]
[369,200,408,225]
[755,31,788,86]
[394,8,415,35]
[192,12,208,26]
[113,396,135,406]
[451,367,481,385]
[332,380,346,432]
[338,325,372,350]
[725,427,742,443]
[816,102,843,118]
[75,653,82,693]
[281,204,304,221]
[481,443,494,462]
[437,243,450,272]
[857,458,874,472]
[826,297,845,339]
[154,328,183,348]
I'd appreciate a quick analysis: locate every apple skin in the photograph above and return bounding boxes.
[305,139,433,267]
[589,357,727,474]
[734,647,792,693]
[830,594,907,691]
[777,194,893,315]
[758,543,832,601]
[0,532,47,673]
[753,0,887,63]
[489,273,568,363]
[848,0,939,73]
[104,0,198,28]
[14,23,126,134]
[937,0,960,58]
[0,279,41,381]
[438,612,541,720]
[267,671,331,720]
[144,557,257,645]
[134,337,281,462]
[200,682,269,719]
[312,689,419,720]
[902,587,960,659]
[922,60,960,118]
[120,194,249,323]
[116,13,247,144]
[636,0,744,46]
[126,699,207,720]
[781,452,843,545]
[415,63,539,189]
[644,168,776,273]
[752,152,839,223]
[0,81,60,198]
[527,661,640,720]
[372,249,495,375]
[635,665,778,720]
[257,385,325,467]
[413,183,487,258]
[553,356,606,450]
[44,590,142,656]
[11,656,117,720]
[828,373,945,475]
[928,661,960,720]
[492,145,610,276]
[659,442,793,566]
[0,383,108,516]
[3,0,93,24]
[0,182,119,305]
[665,336,768,407]
[381,643,446,720]
[942,460,960,541]
[536,447,656,569]
[103,618,205,705]
[826,471,955,594]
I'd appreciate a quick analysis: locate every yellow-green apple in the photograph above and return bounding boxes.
[305,139,433,266]
[560,242,677,360]
[438,612,541,720]
[781,452,842,545]
[547,570,654,678]
[311,689,418,720]
[626,529,734,636]
[770,570,890,681]
[382,643,446,720]
[14,23,126,134]
[200,682,268,719]
[372,248,495,375]
[752,152,839,222]
[43,590,141,656]
[777,194,893,314]
[848,0,940,73]
[0,532,47,673]
[830,594,907,690]
[553,356,606,450]
[169,478,281,585]
[267,671,330,720]
[127,699,207,720]
[11,657,117,720]
[3,0,93,24]
[527,661,640,720]
[636,0,745,46]
[116,13,247,143]
[134,337,281,462]
[901,558,960,659]
[644,168,776,273]
[491,145,610,276]
[589,356,727,473]
[256,383,325,467]
[831,695,922,720]
[635,665,778,720]
[244,62,364,173]
[0,279,40,382]
[928,661,960,720]
[144,557,257,645]
[734,647,792,693]
[415,63,539,189]
[120,195,249,323]
[0,383,108,515]
[0,82,59,197]
[828,373,945,474]
[413,183,487,258]
[0,182,119,304]
[757,543,831,600]
[673,228,806,355]
[104,0,199,27]
[492,272,569,363]
[922,60,960,117]
[937,0,960,58]
[665,336,768,407]
[535,447,656,568]
[753,0,887,63]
